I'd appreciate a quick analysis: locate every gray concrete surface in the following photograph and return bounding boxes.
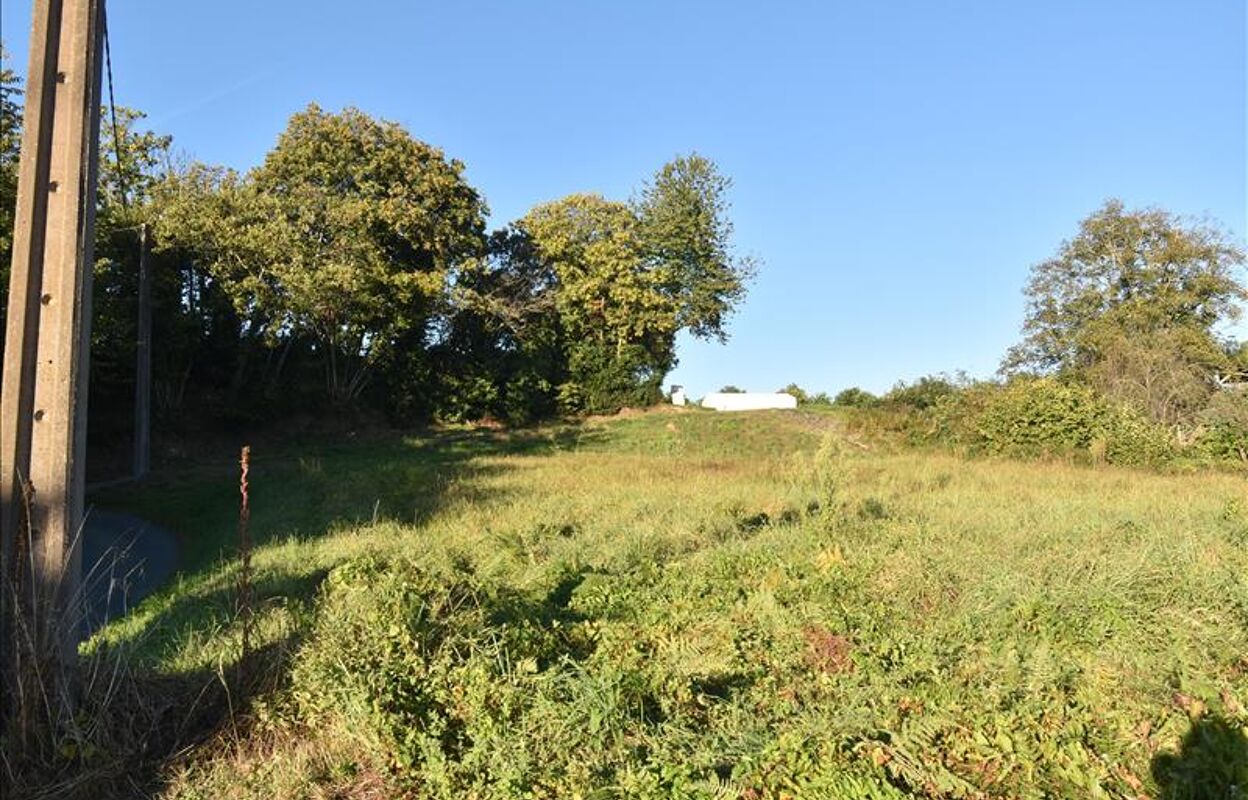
[79,508,179,633]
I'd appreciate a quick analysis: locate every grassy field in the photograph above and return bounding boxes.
[78,408,1248,798]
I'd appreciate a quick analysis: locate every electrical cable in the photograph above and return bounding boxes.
[102,3,131,211]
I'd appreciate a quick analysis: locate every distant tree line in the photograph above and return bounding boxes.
[823,201,1248,465]
[4,50,1245,468]
[0,57,753,464]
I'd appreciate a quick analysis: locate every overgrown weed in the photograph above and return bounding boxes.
[28,410,1245,797]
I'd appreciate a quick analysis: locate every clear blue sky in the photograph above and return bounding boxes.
[4,1,1245,396]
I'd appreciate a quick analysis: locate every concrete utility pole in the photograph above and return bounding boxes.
[133,223,151,479]
[1,0,105,720]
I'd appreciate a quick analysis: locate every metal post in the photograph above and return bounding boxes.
[133,222,150,479]
[1,0,104,721]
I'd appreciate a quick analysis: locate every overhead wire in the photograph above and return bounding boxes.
[102,3,132,213]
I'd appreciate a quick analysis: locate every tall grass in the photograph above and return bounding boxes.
[27,409,1248,798]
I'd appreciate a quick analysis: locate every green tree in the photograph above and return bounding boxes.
[885,375,958,410]
[834,387,878,407]
[422,226,565,424]
[153,163,283,336]
[89,106,175,444]
[1003,200,1246,377]
[1,47,24,329]
[635,153,755,341]
[523,194,672,356]
[97,105,172,217]
[155,105,488,405]
[519,155,753,414]
[521,193,676,413]
[1079,324,1220,425]
[780,383,809,403]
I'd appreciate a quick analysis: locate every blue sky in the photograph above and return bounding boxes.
[3,1,1244,396]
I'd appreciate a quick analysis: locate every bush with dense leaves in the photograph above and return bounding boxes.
[973,380,1108,456]
[290,557,568,788]
[884,376,958,411]
[560,340,666,415]
[1196,391,1248,462]
[834,387,879,408]
[926,378,1176,465]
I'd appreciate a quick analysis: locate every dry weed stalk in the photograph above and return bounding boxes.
[236,445,253,684]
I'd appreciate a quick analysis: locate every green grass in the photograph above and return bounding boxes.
[82,408,1248,798]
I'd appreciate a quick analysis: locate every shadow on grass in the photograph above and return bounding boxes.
[4,425,605,799]
[83,426,604,663]
[4,603,315,800]
[92,425,602,576]
[1151,715,1248,799]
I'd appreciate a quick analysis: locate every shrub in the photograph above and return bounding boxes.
[1196,391,1248,461]
[290,557,563,784]
[1099,404,1176,465]
[501,371,557,426]
[884,375,958,410]
[562,340,665,415]
[833,387,878,408]
[434,373,501,423]
[974,379,1108,457]
[928,378,1176,465]
[925,383,996,447]
[780,383,810,404]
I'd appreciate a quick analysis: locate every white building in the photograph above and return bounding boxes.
[670,385,687,406]
[701,392,798,411]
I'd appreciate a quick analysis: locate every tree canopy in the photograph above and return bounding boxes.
[0,59,753,448]
[1004,199,1246,375]
[513,154,754,414]
[0,51,22,310]
[635,154,754,342]
[1003,200,1247,425]
[130,107,751,421]
[155,105,489,403]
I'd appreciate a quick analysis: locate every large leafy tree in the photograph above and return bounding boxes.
[515,155,753,414]
[422,226,565,423]
[1004,200,1245,374]
[636,153,755,342]
[97,105,172,217]
[156,105,488,404]
[524,193,678,357]
[1003,200,1246,423]
[522,193,677,412]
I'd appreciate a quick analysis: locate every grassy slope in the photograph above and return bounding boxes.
[90,408,1248,798]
